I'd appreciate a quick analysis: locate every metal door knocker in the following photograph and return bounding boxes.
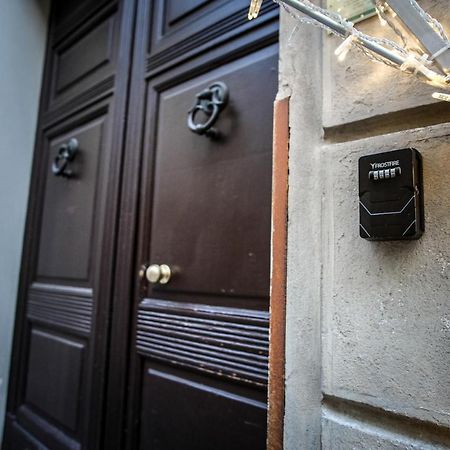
[187,81,229,138]
[52,138,79,178]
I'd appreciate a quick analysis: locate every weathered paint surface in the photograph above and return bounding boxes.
[281,1,450,448]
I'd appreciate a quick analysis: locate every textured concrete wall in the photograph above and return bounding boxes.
[0,0,49,441]
[282,1,450,448]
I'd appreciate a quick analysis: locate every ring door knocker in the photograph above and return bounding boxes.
[187,81,229,138]
[52,138,79,178]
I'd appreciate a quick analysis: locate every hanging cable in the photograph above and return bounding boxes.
[248,0,450,92]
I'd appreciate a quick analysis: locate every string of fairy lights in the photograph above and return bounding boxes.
[248,0,450,102]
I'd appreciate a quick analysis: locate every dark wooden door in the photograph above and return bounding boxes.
[3,1,135,449]
[107,1,279,449]
[4,1,279,449]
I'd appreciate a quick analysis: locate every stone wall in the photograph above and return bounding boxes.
[281,2,450,448]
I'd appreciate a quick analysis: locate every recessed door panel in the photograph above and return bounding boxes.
[56,19,114,93]
[150,0,248,54]
[139,365,267,450]
[166,0,211,26]
[37,116,105,284]
[49,10,118,109]
[147,0,278,75]
[149,46,277,299]
[25,328,85,431]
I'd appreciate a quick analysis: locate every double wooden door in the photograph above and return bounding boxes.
[3,1,279,449]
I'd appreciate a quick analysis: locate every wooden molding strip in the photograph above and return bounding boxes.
[267,97,290,450]
[27,284,93,335]
[136,298,269,388]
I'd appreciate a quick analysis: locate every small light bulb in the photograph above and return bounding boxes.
[334,35,355,62]
[376,10,387,26]
[432,92,450,102]
[337,48,350,62]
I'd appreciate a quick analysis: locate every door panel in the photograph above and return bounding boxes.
[53,0,113,26]
[37,117,105,284]
[139,364,267,450]
[150,0,249,55]
[150,49,276,299]
[48,6,119,110]
[147,0,278,75]
[166,0,211,26]
[25,329,85,431]
[55,18,115,93]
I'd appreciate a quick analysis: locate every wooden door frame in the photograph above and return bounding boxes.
[267,97,289,450]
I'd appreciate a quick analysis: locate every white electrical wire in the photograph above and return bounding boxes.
[406,0,450,43]
[272,0,450,89]
[375,1,408,48]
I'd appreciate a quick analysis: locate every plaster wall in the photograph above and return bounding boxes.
[281,1,450,448]
[0,0,49,441]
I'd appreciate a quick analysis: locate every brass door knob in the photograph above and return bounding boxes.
[145,264,171,284]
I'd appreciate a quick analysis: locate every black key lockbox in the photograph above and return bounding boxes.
[359,148,424,240]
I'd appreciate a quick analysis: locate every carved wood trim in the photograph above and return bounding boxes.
[27,283,93,335]
[136,299,269,388]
